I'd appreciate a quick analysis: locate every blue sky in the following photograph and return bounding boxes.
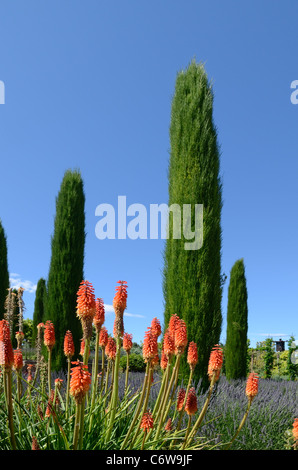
[0,1,297,348]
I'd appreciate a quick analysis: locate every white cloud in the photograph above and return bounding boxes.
[104,304,145,319]
[9,273,37,294]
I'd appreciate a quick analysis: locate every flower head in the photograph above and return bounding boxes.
[123,332,133,353]
[0,319,14,369]
[160,351,168,371]
[69,360,92,404]
[292,418,298,446]
[113,280,128,313]
[174,318,187,354]
[165,418,172,432]
[185,387,198,416]
[140,411,154,432]
[93,298,105,332]
[13,348,23,371]
[76,280,96,320]
[187,341,198,370]
[32,436,40,450]
[44,320,55,351]
[99,326,108,348]
[207,344,223,382]
[64,330,75,359]
[177,388,186,412]
[142,327,158,363]
[151,317,161,338]
[163,329,175,358]
[168,313,180,340]
[106,337,117,360]
[245,372,259,401]
[55,378,63,390]
[15,331,24,348]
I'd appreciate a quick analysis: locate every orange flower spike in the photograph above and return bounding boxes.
[76,280,96,319]
[123,333,133,352]
[163,329,175,358]
[185,387,198,416]
[0,320,14,369]
[165,418,172,432]
[44,320,55,351]
[13,349,23,371]
[113,280,128,313]
[187,341,198,371]
[160,351,168,371]
[292,418,298,447]
[64,330,75,359]
[69,360,92,404]
[140,411,154,432]
[207,344,223,382]
[245,372,259,402]
[168,313,180,340]
[99,326,108,348]
[177,388,186,412]
[142,327,158,363]
[174,318,188,354]
[106,337,116,360]
[151,317,161,338]
[94,298,105,332]
[32,436,40,450]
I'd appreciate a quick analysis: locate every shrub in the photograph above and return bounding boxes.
[120,353,146,372]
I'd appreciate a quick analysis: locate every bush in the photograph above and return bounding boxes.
[120,353,146,372]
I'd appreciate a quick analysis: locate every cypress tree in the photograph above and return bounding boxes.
[32,278,46,343]
[163,60,223,387]
[46,169,85,371]
[0,219,9,320]
[225,258,248,380]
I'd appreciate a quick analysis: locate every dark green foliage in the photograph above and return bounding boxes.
[32,278,46,343]
[46,169,85,371]
[263,338,275,379]
[225,259,248,380]
[163,60,223,387]
[0,219,9,320]
[120,354,146,372]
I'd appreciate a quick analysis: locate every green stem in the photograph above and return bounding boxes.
[120,362,150,450]
[129,365,153,449]
[225,399,252,450]
[125,352,130,394]
[65,358,71,419]
[72,401,82,450]
[5,369,17,450]
[185,372,216,447]
[47,349,52,397]
[181,415,192,450]
[105,336,121,443]
[170,368,194,449]
[100,347,105,392]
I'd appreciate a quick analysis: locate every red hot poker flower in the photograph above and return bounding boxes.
[168,313,180,341]
[0,320,14,369]
[106,337,116,360]
[13,349,23,371]
[177,388,186,412]
[142,327,158,363]
[245,373,259,401]
[292,418,298,446]
[174,318,187,354]
[64,330,75,359]
[123,333,133,352]
[160,351,168,371]
[44,321,55,351]
[185,387,198,416]
[151,317,161,338]
[76,280,96,320]
[140,411,154,431]
[99,327,108,348]
[163,329,175,358]
[113,281,128,313]
[93,298,105,332]
[207,344,223,382]
[70,360,91,404]
[187,341,198,370]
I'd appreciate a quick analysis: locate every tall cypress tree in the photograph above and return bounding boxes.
[46,169,85,371]
[163,60,223,387]
[225,259,248,380]
[32,278,46,343]
[0,219,9,320]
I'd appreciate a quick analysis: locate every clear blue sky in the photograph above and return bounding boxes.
[0,1,297,348]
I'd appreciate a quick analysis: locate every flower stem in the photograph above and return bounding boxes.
[225,398,252,450]
[5,369,17,450]
[105,336,121,443]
